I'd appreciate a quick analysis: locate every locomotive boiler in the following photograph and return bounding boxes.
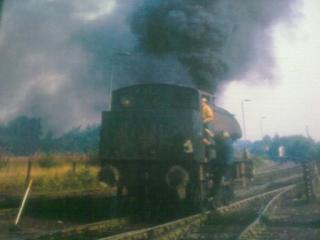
[99,83,241,215]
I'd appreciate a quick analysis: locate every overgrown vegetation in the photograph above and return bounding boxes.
[33,167,100,192]
[0,152,10,169]
[235,134,320,163]
[41,125,100,154]
[37,154,58,168]
[315,166,320,201]
[0,115,100,156]
[0,116,107,194]
[0,155,111,194]
[0,116,41,155]
[250,155,273,169]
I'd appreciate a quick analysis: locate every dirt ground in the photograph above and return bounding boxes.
[0,209,76,240]
[184,182,320,240]
[266,187,320,240]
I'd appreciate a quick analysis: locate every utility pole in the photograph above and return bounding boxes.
[305,125,311,139]
[260,116,267,139]
[241,99,251,141]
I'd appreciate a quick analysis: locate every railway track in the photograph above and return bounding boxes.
[234,165,302,201]
[239,184,320,240]
[0,165,302,240]
[14,185,293,240]
[95,185,295,240]
[253,166,301,185]
[29,216,133,240]
[0,208,139,240]
[238,185,295,240]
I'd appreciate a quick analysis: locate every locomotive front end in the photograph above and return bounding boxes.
[100,84,205,214]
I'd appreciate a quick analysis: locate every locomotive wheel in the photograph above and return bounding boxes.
[99,165,120,186]
[165,165,189,200]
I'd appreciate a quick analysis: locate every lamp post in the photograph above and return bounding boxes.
[305,125,311,139]
[241,99,251,141]
[260,116,267,139]
[109,51,131,110]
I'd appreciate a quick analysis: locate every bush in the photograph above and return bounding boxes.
[38,154,58,168]
[0,153,10,169]
[86,153,100,166]
[33,166,99,192]
[63,167,97,188]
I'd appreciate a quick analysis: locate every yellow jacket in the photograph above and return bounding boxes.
[201,103,215,123]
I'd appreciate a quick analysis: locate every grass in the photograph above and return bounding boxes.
[250,155,275,170]
[315,162,320,200]
[0,153,110,195]
[315,175,320,201]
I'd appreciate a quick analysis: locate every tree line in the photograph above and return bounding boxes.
[1,115,319,163]
[0,116,100,155]
[235,134,320,163]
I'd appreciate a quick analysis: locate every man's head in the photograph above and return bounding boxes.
[201,97,209,106]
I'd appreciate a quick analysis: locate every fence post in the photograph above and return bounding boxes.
[25,159,32,188]
[72,161,77,173]
[302,161,316,202]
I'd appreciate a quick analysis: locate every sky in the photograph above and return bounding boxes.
[218,0,320,141]
[0,0,319,141]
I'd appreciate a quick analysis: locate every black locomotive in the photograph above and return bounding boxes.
[99,83,241,215]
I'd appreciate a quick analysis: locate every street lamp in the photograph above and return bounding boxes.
[241,99,251,141]
[109,51,131,110]
[260,116,267,139]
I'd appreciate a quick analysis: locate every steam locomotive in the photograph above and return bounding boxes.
[99,83,242,215]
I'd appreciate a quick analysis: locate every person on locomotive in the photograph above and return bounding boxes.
[201,97,215,124]
[201,97,215,146]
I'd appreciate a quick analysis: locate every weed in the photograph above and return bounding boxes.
[38,153,58,168]
[0,154,104,194]
[0,152,10,169]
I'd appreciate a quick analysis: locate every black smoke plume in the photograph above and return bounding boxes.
[0,0,300,133]
[0,0,3,24]
[131,0,300,92]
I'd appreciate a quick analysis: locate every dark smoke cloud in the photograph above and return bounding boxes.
[131,0,301,91]
[0,0,134,133]
[0,0,3,23]
[0,0,300,133]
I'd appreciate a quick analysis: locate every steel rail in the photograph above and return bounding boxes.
[254,165,300,176]
[29,216,131,240]
[98,213,208,240]
[253,166,302,184]
[24,167,301,240]
[237,185,295,240]
[98,185,294,240]
[216,185,293,214]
